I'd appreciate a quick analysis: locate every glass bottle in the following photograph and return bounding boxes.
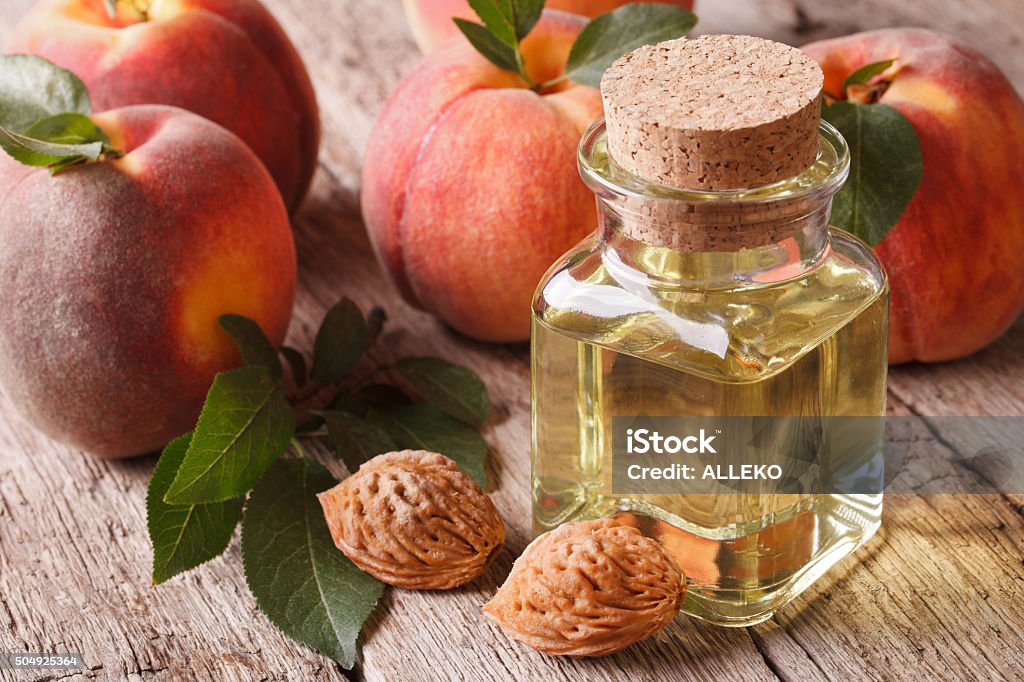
[530,35,888,627]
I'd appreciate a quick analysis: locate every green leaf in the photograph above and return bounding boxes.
[24,112,109,146]
[327,391,370,417]
[467,0,516,46]
[822,101,922,246]
[0,123,104,169]
[164,366,294,505]
[103,0,117,18]
[219,314,281,380]
[462,0,541,47]
[0,55,92,132]
[0,56,115,171]
[394,357,491,426]
[311,298,367,383]
[454,18,520,73]
[241,458,384,669]
[1,112,115,172]
[562,4,698,87]
[147,433,243,585]
[319,410,397,472]
[280,346,308,387]
[511,0,543,40]
[46,155,93,175]
[842,59,895,92]
[369,404,488,487]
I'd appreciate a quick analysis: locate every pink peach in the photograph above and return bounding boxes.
[361,11,604,342]
[8,0,319,213]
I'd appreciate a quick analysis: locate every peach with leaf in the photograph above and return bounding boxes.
[7,0,320,213]
[402,0,696,54]
[361,2,698,342]
[0,56,296,458]
[806,28,1024,363]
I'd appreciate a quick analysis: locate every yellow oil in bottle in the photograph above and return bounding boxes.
[530,120,888,626]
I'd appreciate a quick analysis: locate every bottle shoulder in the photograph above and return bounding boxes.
[532,230,888,382]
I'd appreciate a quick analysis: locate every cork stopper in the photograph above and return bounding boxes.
[601,34,824,191]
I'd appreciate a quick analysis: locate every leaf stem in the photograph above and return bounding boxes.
[366,306,387,346]
[537,72,570,91]
[513,47,537,90]
[105,0,153,21]
[101,144,123,160]
[291,438,311,460]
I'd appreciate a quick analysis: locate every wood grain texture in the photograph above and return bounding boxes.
[1,0,1023,680]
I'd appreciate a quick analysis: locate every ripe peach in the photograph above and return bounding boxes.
[7,0,319,214]
[804,28,1024,363]
[361,11,604,342]
[402,0,695,54]
[0,105,296,458]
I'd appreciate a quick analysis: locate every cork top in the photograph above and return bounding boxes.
[601,34,824,191]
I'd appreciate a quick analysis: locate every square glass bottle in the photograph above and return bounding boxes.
[530,35,888,626]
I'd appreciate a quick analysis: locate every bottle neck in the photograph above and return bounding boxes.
[579,119,849,288]
[595,194,833,287]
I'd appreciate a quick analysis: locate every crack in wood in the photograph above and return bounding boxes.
[747,629,788,682]
[897,398,1024,524]
[747,621,830,682]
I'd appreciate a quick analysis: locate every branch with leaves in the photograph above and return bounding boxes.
[147,298,493,668]
[456,0,697,90]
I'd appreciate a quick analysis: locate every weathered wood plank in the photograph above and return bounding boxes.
[763,402,1024,680]
[700,0,1024,90]
[0,410,346,681]
[1,0,1023,680]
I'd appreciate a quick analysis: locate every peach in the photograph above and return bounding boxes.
[361,11,604,342]
[7,0,319,214]
[0,105,296,458]
[402,0,695,54]
[804,29,1024,363]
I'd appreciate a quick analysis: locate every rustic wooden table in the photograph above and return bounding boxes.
[2,0,1023,680]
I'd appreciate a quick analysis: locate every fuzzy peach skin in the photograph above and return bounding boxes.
[361,11,604,342]
[403,0,695,54]
[0,105,296,458]
[7,0,319,214]
[804,28,1024,363]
